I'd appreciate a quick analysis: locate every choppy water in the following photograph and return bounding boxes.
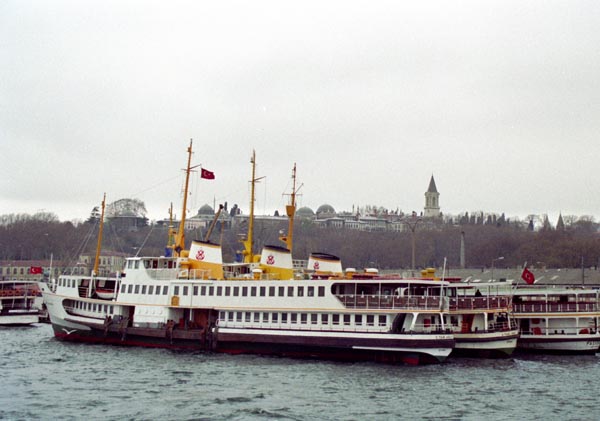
[2,324,600,420]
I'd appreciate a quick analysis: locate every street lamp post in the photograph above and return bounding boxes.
[491,256,504,282]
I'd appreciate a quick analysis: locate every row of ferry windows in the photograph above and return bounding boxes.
[72,301,114,314]
[219,311,387,326]
[120,284,327,298]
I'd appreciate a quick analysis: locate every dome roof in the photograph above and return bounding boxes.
[197,204,214,216]
[296,206,315,217]
[316,204,336,215]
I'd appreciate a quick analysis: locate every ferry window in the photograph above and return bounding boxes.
[311,314,318,324]
[228,312,234,322]
[141,285,147,294]
[209,286,214,296]
[121,284,126,293]
[135,260,140,269]
[378,315,386,326]
[260,287,266,297]
[332,314,340,325]
[321,314,329,324]
[272,313,279,323]
[233,287,239,296]
[149,285,154,295]
[109,305,113,314]
[287,286,294,297]
[236,312,242,322]
[128,285,133,294]
[174,286,180,295]
[183,286,189,296]
[261,312,269,322]
[217,286,223,296]
[93,304,97,312]
[162,285,168,295]
[251,287,257,297]
[298,287,304,297]
[278,286,284,297]
[155,286,161,295]
[225,286,231,296]
[269,286,275,297]
[355,315,363,325]
[253,312,260,323]
[343,315,351,325]
[307,287,314,297]
[291,313,297,324]
[134,285,140,294]
[242,287,247,297]
[193,286,198,296]
[201,286,206,296]
[318,286,325,297]
[300,313,308,324]
[245,312,251,322]
[281,313,288,323]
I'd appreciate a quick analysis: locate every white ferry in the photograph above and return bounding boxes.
[445,279,519,357]
[41,142,454,364]
[0,280,41,326]
[512,285,600,353]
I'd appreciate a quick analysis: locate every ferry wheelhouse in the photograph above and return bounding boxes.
[40,142,453,364]
[513,286,600,353]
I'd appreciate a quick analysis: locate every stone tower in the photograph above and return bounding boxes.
[424,175,441,218]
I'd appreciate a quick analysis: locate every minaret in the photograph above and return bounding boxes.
[424,175,441,218]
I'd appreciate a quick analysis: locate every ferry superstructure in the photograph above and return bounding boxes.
[41,141,453,364]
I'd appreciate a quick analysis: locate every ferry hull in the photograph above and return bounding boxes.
[0,312,39,326]
[517,335,600,354]
[214,328,453,364]
[452,330,519,357]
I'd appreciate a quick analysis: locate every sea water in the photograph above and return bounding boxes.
[1,324,599,420]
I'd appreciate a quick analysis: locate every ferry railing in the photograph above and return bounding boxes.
[334,294,448,311]
[449,296,511,311]
[513,302,600,314]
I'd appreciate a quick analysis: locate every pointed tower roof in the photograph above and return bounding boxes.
[427,175,438,193]
[556,213,565,230]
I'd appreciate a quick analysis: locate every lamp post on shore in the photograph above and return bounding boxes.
[491,256,504,282]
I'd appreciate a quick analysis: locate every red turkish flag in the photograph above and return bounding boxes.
[29,266,43,275]
[201,168,215,180]
[521,267,535,285]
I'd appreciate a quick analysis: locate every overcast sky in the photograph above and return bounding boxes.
[2,1,599,225]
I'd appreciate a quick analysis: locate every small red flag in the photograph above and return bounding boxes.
[29,266,43,275]
[201,168,215,180]
[521,267,535,284]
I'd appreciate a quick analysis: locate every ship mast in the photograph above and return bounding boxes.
[241,150,263,263]
[280,163,299,252]
[173,140,194,257]
[92,193,106,277]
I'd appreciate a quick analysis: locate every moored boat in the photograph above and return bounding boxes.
[0,280,41,326]
[512,285,600,354]
[445,279,519,357]
[40,141,454,364]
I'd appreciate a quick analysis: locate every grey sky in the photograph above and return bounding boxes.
[2,1,599,224]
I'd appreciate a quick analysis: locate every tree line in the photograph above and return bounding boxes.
[1,211,599,271]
